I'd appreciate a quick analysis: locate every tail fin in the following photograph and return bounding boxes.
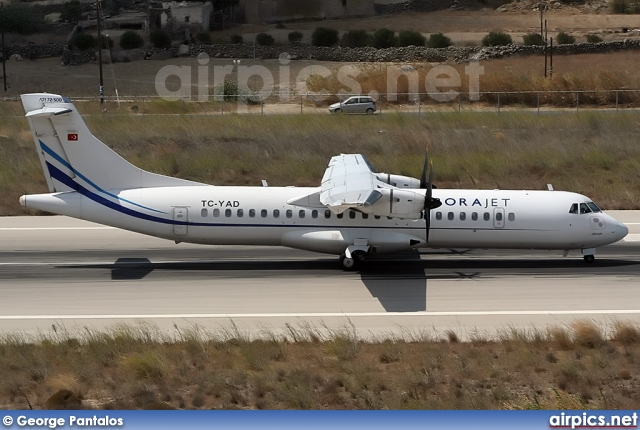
[21,93,200,193]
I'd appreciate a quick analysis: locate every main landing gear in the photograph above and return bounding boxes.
[340,245,369,270]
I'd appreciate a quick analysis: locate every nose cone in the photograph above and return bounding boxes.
[614,221,629,242]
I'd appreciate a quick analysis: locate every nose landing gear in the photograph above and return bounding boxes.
[582,248,596,264]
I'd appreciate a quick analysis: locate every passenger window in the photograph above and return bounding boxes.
[374,215,380,219]
[249,209,255,218]
[213,208,220,217]
[261,209,267,218]
[349,211,356,219]
[299,210,305,218]
[362,213,368,219]
[580,203,592,214]
[483,212,490,221]
[237,209,244,217]
[325,210,331,219]
[337,213,344,219]
[436,212,442,220]
[201,208,208,217]
[225,209,232,217]
[312,210,318,219]
[286,209,293,218]
[460,212,466,221]
[508,213,515,221]
[448,212,454,221]
[472,212,478,221]
[569,203,579,214]
[273,209,280,218]
[496,212,503,221]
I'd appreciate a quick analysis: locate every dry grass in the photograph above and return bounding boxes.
[2,320,640,410]
[2,107,640,216]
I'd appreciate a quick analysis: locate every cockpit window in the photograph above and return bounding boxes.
[569,203,579,214]
[580,203,592,214]
[586,202,601,213]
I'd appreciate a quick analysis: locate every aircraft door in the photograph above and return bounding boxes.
[493,208,505,229]
[173,207,188,235]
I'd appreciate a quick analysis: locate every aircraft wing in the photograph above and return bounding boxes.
[319,154,385,213]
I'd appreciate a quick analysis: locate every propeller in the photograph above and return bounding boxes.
[420,147,442,242]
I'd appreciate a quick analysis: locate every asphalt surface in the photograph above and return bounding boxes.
[1,213,639,340]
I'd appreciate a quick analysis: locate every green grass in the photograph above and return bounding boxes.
[3,108,640,216]
[2,321,640,409]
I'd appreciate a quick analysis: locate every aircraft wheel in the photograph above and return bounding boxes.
[584,254,595,264]
[341,256,356,270]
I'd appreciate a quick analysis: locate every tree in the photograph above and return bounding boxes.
[150,28,171,48]
[312,27,339,47]
[197,32,212,44]
[60,0,83,23]
[481,31,512,46]
[288,31,303,44]
[119,30,144,50]
[72,33,96,51]
[556,32,575,44]
[256,33,275,46]
[373,28,396,48]
[522,33,545,46]
[0,4,44,34]
[428,33,452,48]
[396,30,426,47]
[340,30,369,47]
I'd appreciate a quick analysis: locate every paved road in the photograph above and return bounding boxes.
[1,213,639,340]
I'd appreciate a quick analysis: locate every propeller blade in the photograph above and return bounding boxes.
[419,147,429,189]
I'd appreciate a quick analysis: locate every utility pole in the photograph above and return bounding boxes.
[96,0,104,104]
[1,4,7,91]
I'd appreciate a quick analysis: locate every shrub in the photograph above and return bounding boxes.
[72,33,96,51]
[60,0,82,22]
[230,34,243,44]
[255,33,275,46]
[312,27,339,47]
[522,33,545,46]
[119,30,144,50]
[610,0,628,13]
[150,28,171,48]
[428,33,452,48]
[396,30,426,47]
[482,31,512,46]
[556,31,575,44]
[340,29,369,47]
[586,34,603,43]
[288,31,303,44]
[196,32,212,44]
[373,28,396,48]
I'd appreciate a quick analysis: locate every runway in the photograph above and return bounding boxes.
[1,212,639,340]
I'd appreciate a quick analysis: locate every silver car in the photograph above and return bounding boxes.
[329,96,377,114]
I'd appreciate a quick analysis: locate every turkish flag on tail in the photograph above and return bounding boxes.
[68,133,78,141]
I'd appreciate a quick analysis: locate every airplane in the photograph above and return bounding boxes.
[19,93,629,270]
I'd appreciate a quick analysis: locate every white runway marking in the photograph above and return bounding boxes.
[624,234,640,242]
[3,310,640,320]
[0,227,115,231]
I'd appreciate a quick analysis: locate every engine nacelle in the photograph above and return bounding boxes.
[376,173,421,189]
[364,188,425,219]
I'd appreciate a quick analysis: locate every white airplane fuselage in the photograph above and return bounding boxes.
[17,92,628,266]
[21,186,628,256]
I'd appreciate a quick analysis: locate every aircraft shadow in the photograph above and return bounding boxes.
[60,255,638,313]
